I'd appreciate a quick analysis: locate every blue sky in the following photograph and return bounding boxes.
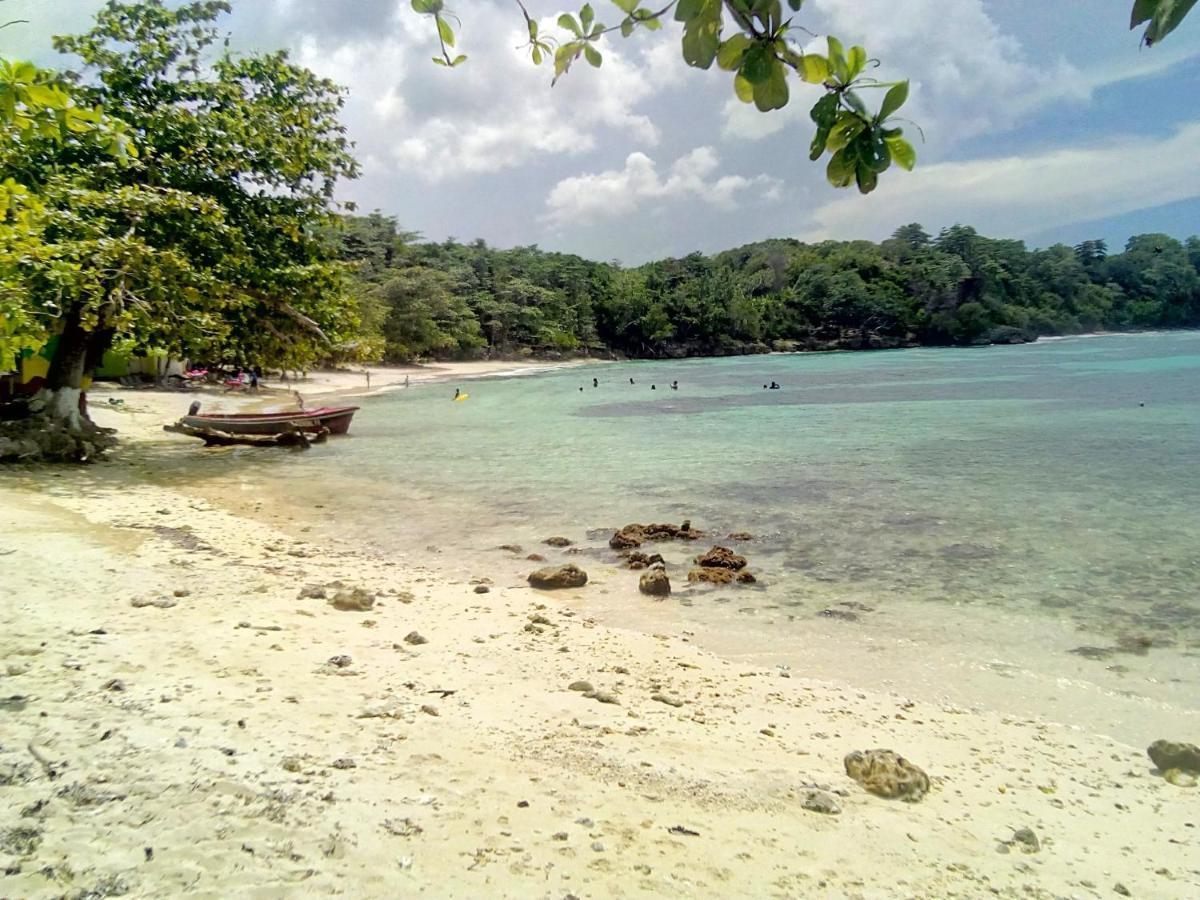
[6,0,1200,263]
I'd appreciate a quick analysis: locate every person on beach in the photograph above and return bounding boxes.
[249,369,259,391]
[453,388,461,400]
[294,390,305,410]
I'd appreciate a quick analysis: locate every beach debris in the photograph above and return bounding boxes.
[585,689,619,705]
[552,831,569,841]
[694,546,747,570]
[328,588,375,611]
[298,584,327,600]
[130,595,178,609]
[527,564,588,590]
[428,688,456,698]
[650,692,684,708]
[639,568,671,597]
[668,825,700,837]
[818,608,859,622]
[357,698,406,719]
[404,631,428,646]
[568,681,595,693]
[1163,769,1197,787]
[1113,884,1131,897]
[844,749,930,801]
[327,655,353,668]
[27,743,64,781]
[543,536,574,547]
[102,678,126,692]
[687,567,734,585]
[1147,739,1200,775]
[800,789,842,815]
[382,817,423,838]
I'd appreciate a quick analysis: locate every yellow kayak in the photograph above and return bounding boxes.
[453,393,469,402]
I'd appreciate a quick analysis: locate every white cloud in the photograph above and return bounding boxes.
[799,123,1200,243]
[543,147,781,225]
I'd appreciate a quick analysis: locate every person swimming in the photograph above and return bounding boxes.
[769,381,780,390]
[593,377,598,388]
[671,381,678,390]
[651,384,656,390]
[453,388,461,400]
[629,377,635,385]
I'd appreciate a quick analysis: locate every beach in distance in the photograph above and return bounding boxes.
[2,336,1199,898]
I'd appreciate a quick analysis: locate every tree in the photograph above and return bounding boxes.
[2,1,361,458]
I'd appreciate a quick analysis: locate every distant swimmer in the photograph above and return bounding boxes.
[453,388,460,400]
[651,384,656,390]
[579,386,584,391]
[593,377,598,388]
[671,381,678,390]
[630,377,635,385]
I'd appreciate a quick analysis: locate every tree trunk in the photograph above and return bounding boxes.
[34,305,93,431]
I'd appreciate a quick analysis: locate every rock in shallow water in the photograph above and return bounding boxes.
[694,546,747,570]
[844,749,930,801]
[527,564,588,589]
[639,568,671,596]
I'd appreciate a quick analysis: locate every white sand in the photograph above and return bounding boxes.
[1,372,1197,898]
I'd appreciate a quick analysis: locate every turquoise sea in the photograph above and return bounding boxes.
[154,332,1200,739]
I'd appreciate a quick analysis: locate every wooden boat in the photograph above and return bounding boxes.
[179,405,359,436]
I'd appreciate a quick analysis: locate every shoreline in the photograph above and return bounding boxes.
[2,356,1198,896]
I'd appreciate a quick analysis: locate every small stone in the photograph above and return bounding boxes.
[693,546,747,570]
[800,789,842,815]
[585,690,619,705]
[130,596,177,609]
[404,631,428,645]
[5,662,31,676]
[172,589,191,598]
[298,584,327,600]
[844,749,930,801]
[473,585,490,594]
[1147,739,1200,775]
[569,681,595,693]
[525,553,546,562]
[727,532,753,541]
[517,800,529,808]
[591,841,605,852]
[1113,884,1131,897]
[651,693,684,708]
[1011,827,1040,853]
[326,655,352,668]
[497,544,523,553]
[331,758,357,769]
[552,831,569,841]
[420,704,439,717]
[543,536,574,547]
[281,756,303,772]
[328,588,375,611]
[102,678,126,692]
[575,817,594,827]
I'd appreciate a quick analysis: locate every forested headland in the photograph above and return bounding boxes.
[338,215,1200,362]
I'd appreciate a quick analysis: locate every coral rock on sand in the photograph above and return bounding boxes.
[527,564,588,589]
[609,530,642,550]
[610,521,701,550]
[800,789,842,815]
[844,749,930,801]
[1147,739,1200,775]
[687,568,735,585]
[328,588,375,611]
[694,546,747,570]
[542,536,573,547]
[639,568,671,596]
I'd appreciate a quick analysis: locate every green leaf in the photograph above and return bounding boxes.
[682,21,721,69]
[733,73,754,103]
[432,56,447,65]
[787,0,803,8]
[436,17,455,47]
[855,160,878,194]
[877,79,908,121]
[717,34,752,71]
[613,0,638,12]
[640,15,662,30]
[752,60,789,111]
[528,18,539,40]
[846,45,866,80]
[885,134,916,170]
[451,54,468,66]
[1130,0,1157,25]
[799,54,829,84]
[675,0,703,21]
[581,3,595,32]
[826,113,865,151]
[826,147,856,188]
[1138,0,1198,44]
[620,18,634,36]
[532,45,543,64]
[584,43,603,67]
[741,44,773,83]
[558,14,582,36]
[411,0,442,14]
[842,90,867,117]
[826,36,848,82]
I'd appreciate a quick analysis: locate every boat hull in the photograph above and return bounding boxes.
[180,405,359,436]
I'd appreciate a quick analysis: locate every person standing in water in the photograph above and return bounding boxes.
[671,381,678,390]
[593,377,598,388]
[629,377,635,385]
[453,388,461,400]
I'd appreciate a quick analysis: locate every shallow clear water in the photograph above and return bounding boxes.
[138,332,1200,738]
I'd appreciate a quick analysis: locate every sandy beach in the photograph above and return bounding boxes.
[1,368,1197,898]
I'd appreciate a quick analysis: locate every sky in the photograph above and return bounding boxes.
[5,0,1200,264]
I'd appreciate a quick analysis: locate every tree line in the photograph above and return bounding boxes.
[337,214,1200,362]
